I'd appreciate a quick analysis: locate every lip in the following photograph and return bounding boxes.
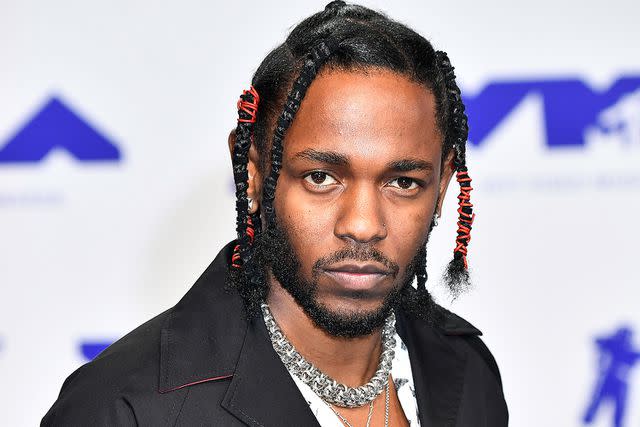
[322,263,392,290]
[324,262,392,275]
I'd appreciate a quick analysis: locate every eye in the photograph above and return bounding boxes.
[304,171,338,187]
[388,177,419,190]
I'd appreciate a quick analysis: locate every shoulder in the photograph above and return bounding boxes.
[436,306,504,388]
[434,306,509,424]
[41,309,172,426]
[42,245,241,426]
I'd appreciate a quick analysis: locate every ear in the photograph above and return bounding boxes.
[228,129,262,214]
[435,150,456,217]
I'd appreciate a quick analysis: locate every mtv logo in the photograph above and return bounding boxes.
[464,76,640,148]
[586,88,640,147]
[0,96,121,163]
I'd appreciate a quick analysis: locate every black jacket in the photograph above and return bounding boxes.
[42,242,508,426]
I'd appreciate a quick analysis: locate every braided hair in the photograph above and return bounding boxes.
[228,1,474,319]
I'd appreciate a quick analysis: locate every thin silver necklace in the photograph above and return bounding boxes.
[328,380,390,427]
[261,302,396,408]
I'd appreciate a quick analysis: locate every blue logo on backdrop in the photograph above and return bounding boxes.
[0,96,121,163]
[79,340,113,361]
[464,76,640,147]
[583,326,640,427]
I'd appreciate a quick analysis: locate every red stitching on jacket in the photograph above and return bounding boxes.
[158,374,233,394]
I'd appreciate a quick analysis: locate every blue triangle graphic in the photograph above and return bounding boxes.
[0,96,121,163]
[79,340,113,361]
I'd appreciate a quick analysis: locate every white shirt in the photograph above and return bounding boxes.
[288,331,421,426]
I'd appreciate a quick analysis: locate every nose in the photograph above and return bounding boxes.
[334,182,387,244]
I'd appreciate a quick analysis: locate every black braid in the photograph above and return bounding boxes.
[232,90,257,266]
[436,50,474,296]
[227,87,268,316]
[228,1,474,320]
[436,51,469,172]
[416,251,428,291]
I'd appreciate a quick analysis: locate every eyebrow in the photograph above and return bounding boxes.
[294,149,349,166]
[387,158,434,173]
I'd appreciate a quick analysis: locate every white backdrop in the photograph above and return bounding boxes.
[1,1,639,426]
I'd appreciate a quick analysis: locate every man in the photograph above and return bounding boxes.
[43,2,508,426]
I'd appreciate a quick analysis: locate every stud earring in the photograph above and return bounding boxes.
[433,214,439,227]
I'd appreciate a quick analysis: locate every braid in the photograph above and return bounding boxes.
[436,50,475,296]
[227,87,269,317]
[400,241,440,324]
[416,250,428,291]
[231,87,259,269]
[261,38,337,228]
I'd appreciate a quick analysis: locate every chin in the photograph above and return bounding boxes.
[317,293,387,317]
[302,291,399,338]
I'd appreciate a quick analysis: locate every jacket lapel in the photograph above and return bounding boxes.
[396,310,469,427]
[221,314,320,427]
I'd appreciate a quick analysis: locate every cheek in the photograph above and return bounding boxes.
[386,208,431,257]
[273,175,336,260]
[383,192,437,268]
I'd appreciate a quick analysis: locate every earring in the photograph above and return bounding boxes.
[433,214,439,227]
[248,198,254,212]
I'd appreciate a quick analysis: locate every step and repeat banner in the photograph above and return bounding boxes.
[1,1,638,426]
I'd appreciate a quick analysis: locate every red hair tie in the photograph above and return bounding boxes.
[232,217,255,269]
[237,85,260,123]
[454,169,475,269]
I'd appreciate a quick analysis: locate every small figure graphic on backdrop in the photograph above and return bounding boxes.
[583,326,640,427]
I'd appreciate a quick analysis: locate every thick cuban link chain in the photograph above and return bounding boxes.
[261,303,396,408]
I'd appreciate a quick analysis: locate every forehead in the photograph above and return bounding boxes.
[283,68,441,165]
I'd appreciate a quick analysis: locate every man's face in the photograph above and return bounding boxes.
[260,68,451,337]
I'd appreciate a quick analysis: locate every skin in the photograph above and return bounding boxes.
[230,68,454,425]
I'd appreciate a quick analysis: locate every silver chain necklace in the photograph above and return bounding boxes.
[261,302,396,408]
[327,380,390,427]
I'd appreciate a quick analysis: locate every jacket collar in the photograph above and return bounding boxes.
[158,242,481,426]
[396,308,479,427]
[220,308,320,426]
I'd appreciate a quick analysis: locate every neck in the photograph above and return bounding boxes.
[266,278,384,388]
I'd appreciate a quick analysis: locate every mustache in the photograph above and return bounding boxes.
[312,246,400,278]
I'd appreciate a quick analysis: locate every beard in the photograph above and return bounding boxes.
[254,218,426,338]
